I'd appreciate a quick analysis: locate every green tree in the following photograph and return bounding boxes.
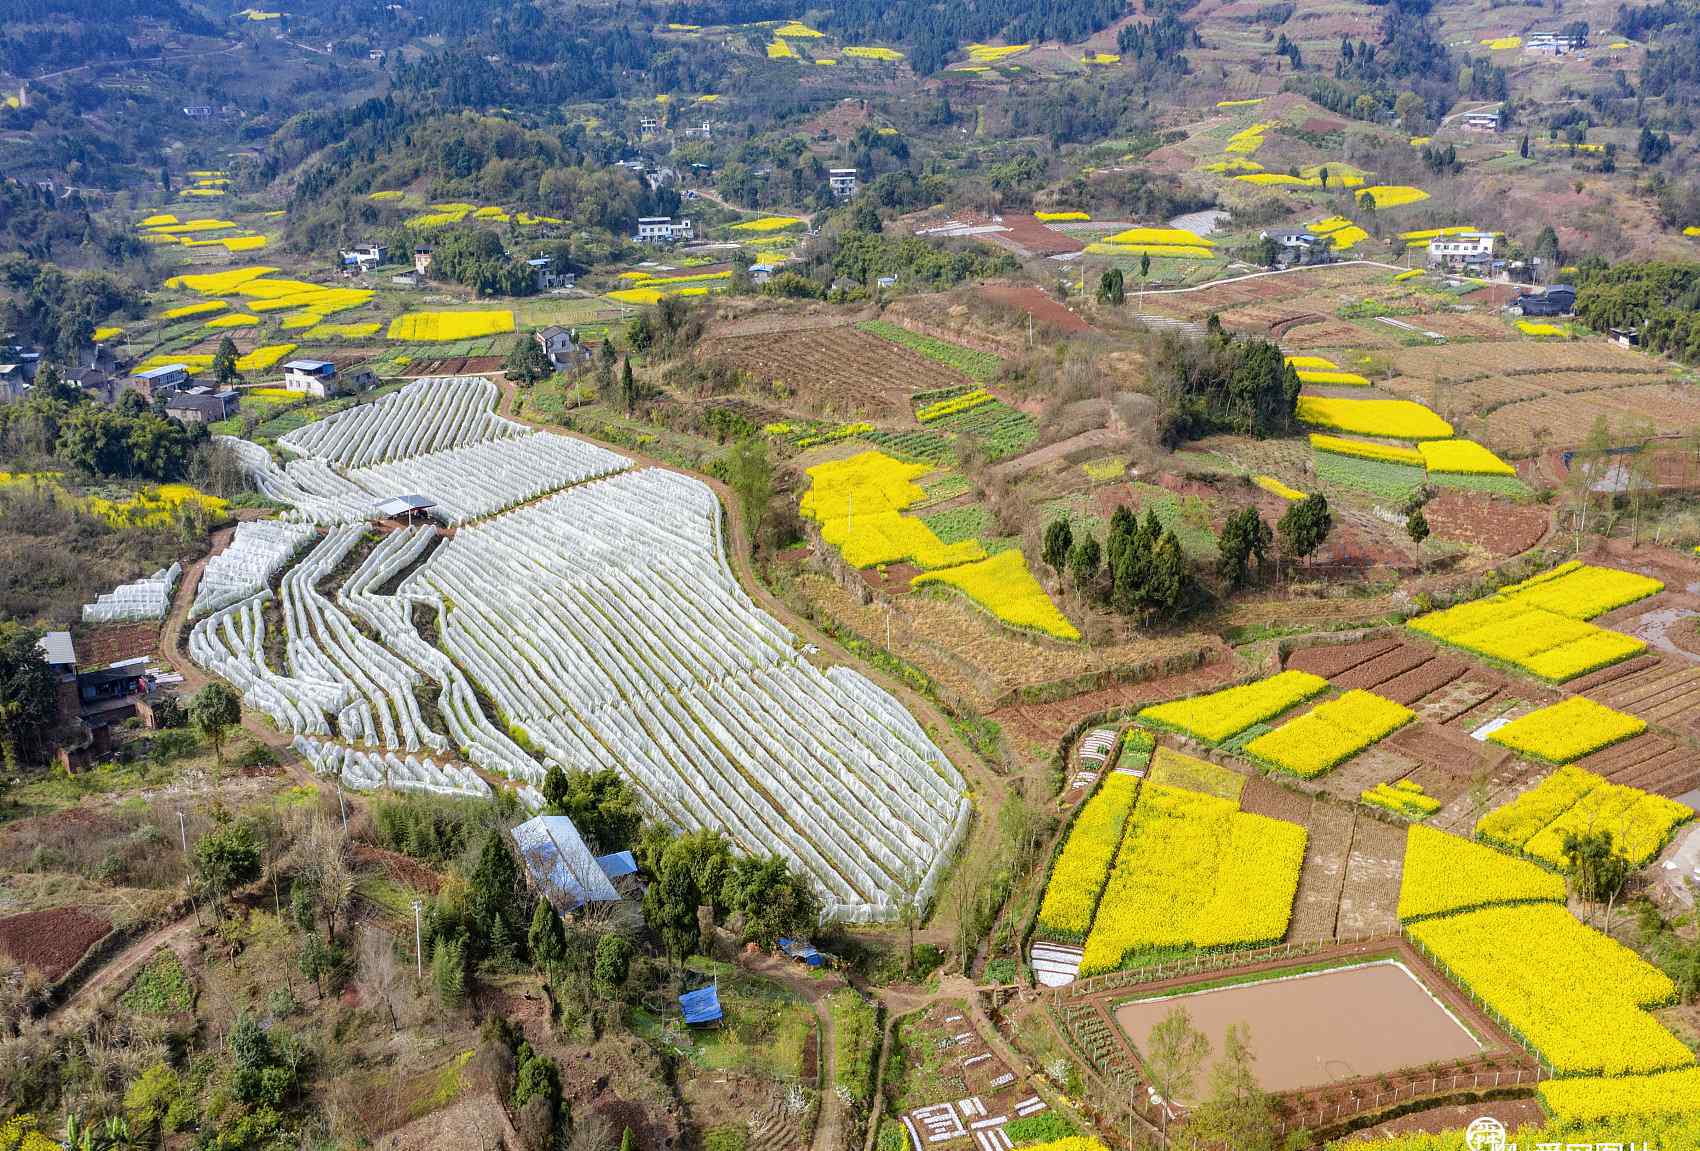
[541,766,644,853]
[619,358,638,414]
[212,336,241,388]
[299,930,332,996]
[1216,507,1271,590]
[1096,267,1125,306]
[1146,529,1186,615]
[505,331,552,385]
[467,829,528,961]
[0,622,60,769]
[1068,534,1101,591]
[594,932,634,997]
[1181,1023,1275,1151]
[1143,1007,1209,1149]
[528,899,567,971]
[1277,494,1332,570]
[721,854,822,949]
[431,936,467,1008]
[34,364,79,404]
[1042,516,1074,574]
[193,813,261,914]
[643,854,700,968]
[189,682,241,766]
[1406,507,1430,569]
[725,434,775,546]
[620,1128,638,1151]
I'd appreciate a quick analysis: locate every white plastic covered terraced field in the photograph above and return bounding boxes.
[199,375,969,921]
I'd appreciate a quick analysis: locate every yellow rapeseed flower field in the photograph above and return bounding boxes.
[1539,1067,1700,1123]
[91,327,123,343]
[966,43,1030,63]
[1296,396,1454,440]
[145,218,237,234]
[165,266,278,294]
[204,313,259,329]
[1417,439,1516,476]
[731,216,806,232]
[1036,774,1139,938]
[1496,560,1664,619]
[1079,783,1305,973]
[1476,762,1694,868]
[1252,474,1305,501]
[1243,689,1414,778]
[1138,670,1328,743]
[1408,903,1693,1077]
[236,345,297,373]
[1296,368,1371,386]
[303,322,382,339]
[766,38,797,59]
[1408,596,1645,682]
[911,550,1080,640]
[1034,210,1090,221]
[1309,434,1427,466]
[1103,226,1212,247]
[385,311,515,341]
[1355,185,1430,209]
[844,46,904,61]
[773,20,822,36]
[1488,697,1645,763]
[1396,825,1566,922]
[1360,779,1441,819]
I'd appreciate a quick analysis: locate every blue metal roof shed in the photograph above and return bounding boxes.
[679,984,724,1026]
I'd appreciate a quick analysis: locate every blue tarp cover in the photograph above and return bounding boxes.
[596,850,639,879]
[679,984,723,1025]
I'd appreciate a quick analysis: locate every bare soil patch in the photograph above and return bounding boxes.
[1421,493,1548,558]
[977,283,1091,333]
[1335,819,1406,938]
[0,906,112,979]
[701,326,966,419]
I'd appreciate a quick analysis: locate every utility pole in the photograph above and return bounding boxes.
[177,810,189,855]
[337,782,348,831]
[412,899,425,980]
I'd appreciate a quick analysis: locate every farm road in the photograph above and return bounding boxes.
[742,953,848,1151]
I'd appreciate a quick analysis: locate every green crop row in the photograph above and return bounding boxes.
[858,319,1003,382]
